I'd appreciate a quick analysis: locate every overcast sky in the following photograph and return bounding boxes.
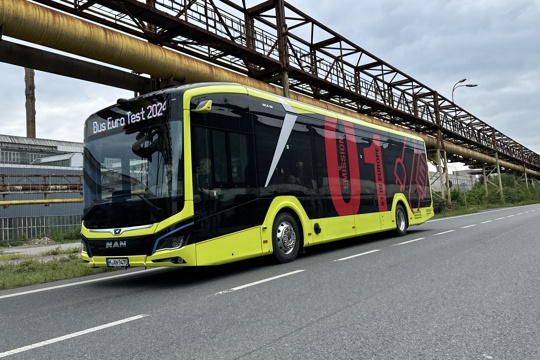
[1,0,539,156]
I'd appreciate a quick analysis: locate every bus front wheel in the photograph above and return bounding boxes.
[272,212,300,263]
[395,204,408,236]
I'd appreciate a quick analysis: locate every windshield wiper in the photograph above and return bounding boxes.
[133,193,163,216]
[110,191,163,217]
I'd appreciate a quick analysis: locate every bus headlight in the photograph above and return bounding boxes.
[155,235,186,252]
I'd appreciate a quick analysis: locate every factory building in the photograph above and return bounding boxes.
[0,135,83,242]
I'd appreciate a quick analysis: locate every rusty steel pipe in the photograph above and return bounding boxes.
[0,198,83,207]
[1,0,539,178]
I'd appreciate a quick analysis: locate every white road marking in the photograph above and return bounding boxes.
[215,270,305,295]
[0,315,148,358]
[481,220,492,224]
[507,215,515,218]
[334,249,381,261]
[434,230,455,236]
[495,217,505,221]
[0,268,163,300]
[427,208,508,222]
[393,238,425,246]
[428,207,540,222]
[462,224,476,229]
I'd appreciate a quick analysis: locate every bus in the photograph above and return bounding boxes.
[81,82,433,267]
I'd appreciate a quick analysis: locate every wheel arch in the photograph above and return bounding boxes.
[262,196,308,252]
[390,194,412,227]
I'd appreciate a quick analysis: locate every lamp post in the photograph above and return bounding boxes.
[452,78,478,105]
[445,79,477,207]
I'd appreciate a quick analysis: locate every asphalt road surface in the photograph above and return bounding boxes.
[1,204,539,359]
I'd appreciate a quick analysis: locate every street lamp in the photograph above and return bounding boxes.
[452,78,478,105]
[445,79,478,208]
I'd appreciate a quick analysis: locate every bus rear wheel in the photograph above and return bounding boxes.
[272,212,300,263]
[395,204,408,236]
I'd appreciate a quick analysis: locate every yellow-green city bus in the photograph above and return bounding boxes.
[81,82,433,267]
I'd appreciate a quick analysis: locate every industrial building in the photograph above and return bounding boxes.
[0,134,83,242]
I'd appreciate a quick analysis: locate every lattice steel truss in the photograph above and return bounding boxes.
[32,0,540,171]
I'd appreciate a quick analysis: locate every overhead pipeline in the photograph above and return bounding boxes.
[1,0,538,177]
[0,199,82,207]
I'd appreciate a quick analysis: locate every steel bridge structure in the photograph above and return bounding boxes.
[1,0,539,204]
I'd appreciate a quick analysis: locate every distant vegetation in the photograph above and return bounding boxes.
[433,173,540,216]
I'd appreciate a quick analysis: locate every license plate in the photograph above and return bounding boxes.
[106,258,129,267]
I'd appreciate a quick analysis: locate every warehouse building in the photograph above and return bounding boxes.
[0,135,83,242]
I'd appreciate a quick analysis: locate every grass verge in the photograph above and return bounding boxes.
[0,247,117,291]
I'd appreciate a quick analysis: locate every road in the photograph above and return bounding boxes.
[1,205,539,359]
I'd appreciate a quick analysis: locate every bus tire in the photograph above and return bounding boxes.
[272,212,301,263]
[395,203,408,236]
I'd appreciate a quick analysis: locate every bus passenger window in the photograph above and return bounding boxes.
[230,133,249,185]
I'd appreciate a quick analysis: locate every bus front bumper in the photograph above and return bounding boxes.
[81,244,197,267]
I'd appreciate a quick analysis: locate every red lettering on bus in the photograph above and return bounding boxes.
[394,138,429,210]
[410,140,428,209]
[394,142,407,192]
[364,133,388,212]
[414,151,428,208]
[324,117,360,216]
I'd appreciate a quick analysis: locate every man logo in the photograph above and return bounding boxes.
[106,241,127,248]
[114,229,122,235]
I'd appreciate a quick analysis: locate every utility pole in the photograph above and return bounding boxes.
[24,68,36,138]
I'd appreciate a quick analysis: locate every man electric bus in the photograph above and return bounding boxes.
[81,83,433,267]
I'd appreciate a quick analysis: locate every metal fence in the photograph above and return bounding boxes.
[0,214,81,242]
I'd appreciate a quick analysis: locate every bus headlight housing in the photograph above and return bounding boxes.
[152,222,193,254]
[154,235,186,252]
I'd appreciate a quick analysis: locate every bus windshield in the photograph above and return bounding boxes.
[82,96,183,229]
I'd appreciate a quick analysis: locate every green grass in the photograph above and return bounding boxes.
[0,246,81,262]
[0,253,31,262]
[41,245,81,256]
[0,229,120,290]
[0,255,117,290]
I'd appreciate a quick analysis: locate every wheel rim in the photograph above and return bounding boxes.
[397,209,406,231]
[276,220,296,255]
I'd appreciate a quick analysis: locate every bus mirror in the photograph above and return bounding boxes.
[193,100,213,114]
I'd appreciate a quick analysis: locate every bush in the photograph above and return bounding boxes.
[46,227,81,243]
[436,173,540,213]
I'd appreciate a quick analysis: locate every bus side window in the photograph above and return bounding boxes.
[230,132,251,186]
[212,131,228,183]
